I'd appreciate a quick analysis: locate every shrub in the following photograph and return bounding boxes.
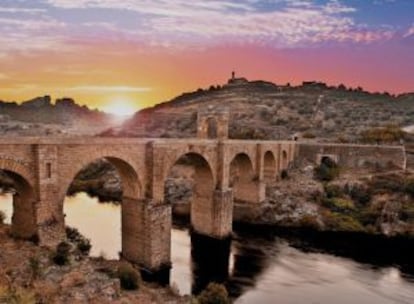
[302,131,316,139]
[76,238,92,255]
[314,157,340,182]
[66,227,91,255]
[360,125,405,144]
[196,283,230,304]
[324,184,344,199]
[53,241,71,265]
[29,256,41,280]
[322,197,355,212]
[323,212,364,232]
[280,169,289,180]
[117,264,140,290]
[0,286,36,304]
[347,185,372,206]
[405,179,414,197]
[299,215,320,230]
[0,210,6,224]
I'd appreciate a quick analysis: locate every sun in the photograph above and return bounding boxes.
[102,99,137,116]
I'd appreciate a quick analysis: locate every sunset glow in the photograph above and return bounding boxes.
[0,0,412,110]
[102,99,138,116]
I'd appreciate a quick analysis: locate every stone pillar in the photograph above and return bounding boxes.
[122,197,171,277]
[33,145,65,247]
[212,189,233,238]
[11,192,36,239]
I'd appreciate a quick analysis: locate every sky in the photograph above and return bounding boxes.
[0,0,413,113]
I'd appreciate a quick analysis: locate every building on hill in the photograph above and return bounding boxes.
[226,71,249,86]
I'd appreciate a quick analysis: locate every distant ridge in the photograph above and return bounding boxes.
[103,77,414,142]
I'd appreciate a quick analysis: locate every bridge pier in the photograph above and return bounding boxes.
[122,198,172,277]
[191,189,233,239]
[11,193,37,239]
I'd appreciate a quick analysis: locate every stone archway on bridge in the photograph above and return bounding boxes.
[62,156,144,262]
[164,152,216,236]
[230,153,257,203]
[0,160,37,239]
[263,151,277,184]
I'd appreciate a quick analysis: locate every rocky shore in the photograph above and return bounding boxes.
[0,224,188,304]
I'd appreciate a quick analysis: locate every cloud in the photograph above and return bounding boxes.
[0,0,398,56]
[0,7,46,14]
[404,24,414,38]
[43,0,394,47]
[67,86,152,93]
[0,73,8,80]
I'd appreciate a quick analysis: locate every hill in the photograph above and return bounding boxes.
[0,96,115,136]
[104,77,414,143]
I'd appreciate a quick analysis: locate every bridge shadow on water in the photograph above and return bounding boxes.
[166,221,414,300]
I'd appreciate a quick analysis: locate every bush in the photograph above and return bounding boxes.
[0,210,6,224]
[405,179,414,197]
[302,131,316,139]
[323,212,364,232]
[314,157,340,182]
[0,286,36,304]
[196,283,230,304]
[324,184,344,199]
[29,256,41,280]
[53,241,71,265]
[322,197,355,212]
[299,215,320,230]
[360,125,405,144]
[66,227,91,255]
[117,264,140,290]
[280,169,289,180]
[347,184,372,206]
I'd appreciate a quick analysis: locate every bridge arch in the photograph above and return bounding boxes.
[230,153,256,203]
[164,152,216,235]
[61,155,143,262]
[263,151,277,183]
[0,159,37,239]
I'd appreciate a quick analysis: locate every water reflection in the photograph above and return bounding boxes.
[1,192,414,303]
[191,232,231,294]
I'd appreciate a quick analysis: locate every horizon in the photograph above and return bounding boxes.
[0,0,413,114]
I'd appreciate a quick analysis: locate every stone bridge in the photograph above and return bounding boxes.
[0,109,406,276]
[0,135,294,275]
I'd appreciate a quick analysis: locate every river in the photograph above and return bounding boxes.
[1,192,414,303]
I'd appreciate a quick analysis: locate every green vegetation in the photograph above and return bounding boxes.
[0,286,36,304]
[66,227,91,255]
[28,256,41,281]
[52,241,71,266]
[195,283,231,304]
[323,211,365,232]
[322,197,355,212]
[360,125,405,144]
[117,264,141,290]
[314,157,340,182]
[299,215,320,230]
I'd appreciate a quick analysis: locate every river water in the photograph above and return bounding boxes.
[1,192,414,303]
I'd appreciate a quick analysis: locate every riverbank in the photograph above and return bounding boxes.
[0,223,188,303]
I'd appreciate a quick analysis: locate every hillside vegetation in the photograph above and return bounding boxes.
[104,78,414,143]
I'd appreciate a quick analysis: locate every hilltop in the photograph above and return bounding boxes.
[104,76,414,143]
[0,96,116,136]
